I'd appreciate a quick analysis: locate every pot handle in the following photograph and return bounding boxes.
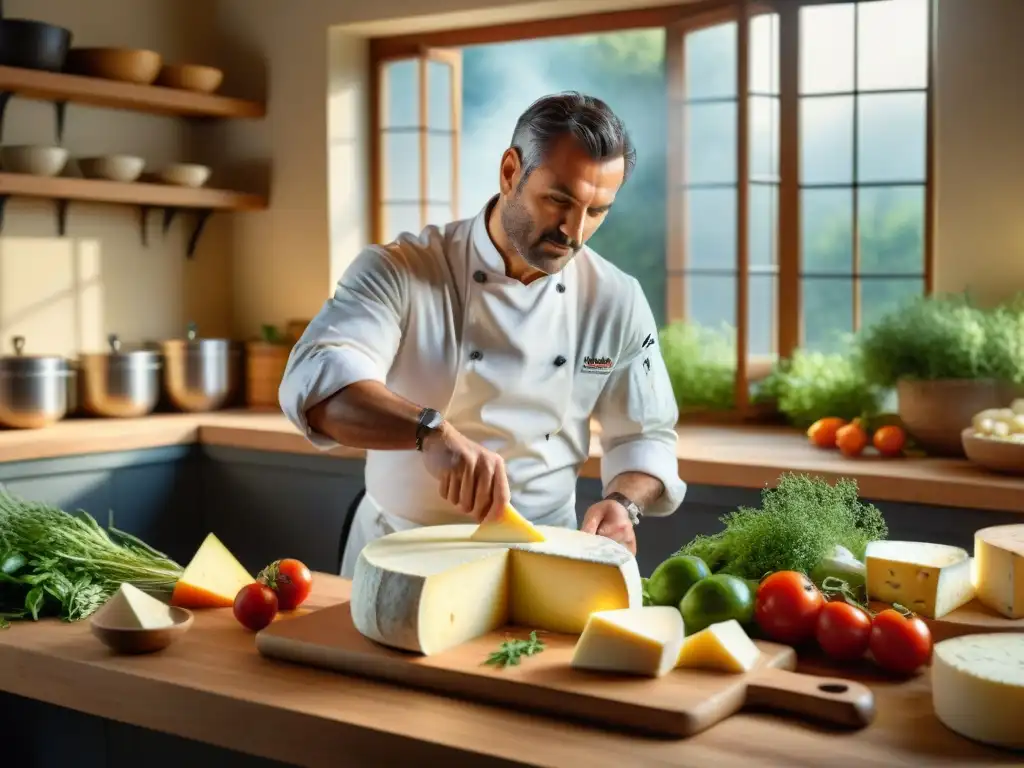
[11,335,24,356]
[186,321,197,342]
[108,333,121,353]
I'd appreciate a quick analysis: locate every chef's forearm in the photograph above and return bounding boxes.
[607,472,664,512]
[305,381,425,450]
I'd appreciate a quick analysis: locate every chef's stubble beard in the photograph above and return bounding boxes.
[500,194,571,275]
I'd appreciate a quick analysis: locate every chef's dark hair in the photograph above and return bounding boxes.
[509,91,635,189]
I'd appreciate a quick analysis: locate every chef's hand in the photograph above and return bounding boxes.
[421,423,510,522]
[581,499,637,555]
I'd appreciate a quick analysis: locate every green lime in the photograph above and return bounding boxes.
[678,574,755,636]
[646,555,710,607]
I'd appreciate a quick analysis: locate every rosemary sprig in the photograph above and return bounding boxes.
[484,631,546,668]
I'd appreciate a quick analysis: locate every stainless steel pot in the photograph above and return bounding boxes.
[79,333,162,418]
[160,322,240,412]
[0,335,74,429]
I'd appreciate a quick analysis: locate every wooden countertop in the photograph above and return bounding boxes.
[0,576,1015,767]
[0,410,1021,513]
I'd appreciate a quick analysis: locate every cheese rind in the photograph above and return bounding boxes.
[864,540,975,619]
[470,504,546,543]
[675,619,760,673]
[94,583,176,629]
[932,633,1024,749]
[170,533,254,609]
[351,524,641,655]
[571,607,684,678]
[974,524,1024,619]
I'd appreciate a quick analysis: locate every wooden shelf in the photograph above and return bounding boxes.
[0,65,264,119]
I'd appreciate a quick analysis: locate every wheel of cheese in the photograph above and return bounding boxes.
[974,525,1024,619]
[350,524,641,655]
[931,633,1024,749]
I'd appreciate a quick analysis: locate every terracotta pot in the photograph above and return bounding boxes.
[897,378,1005,457]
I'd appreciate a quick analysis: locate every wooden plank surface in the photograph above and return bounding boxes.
[0,575,1016,767]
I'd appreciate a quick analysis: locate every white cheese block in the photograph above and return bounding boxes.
[93,583,176,630]
[974,524,1024,619]
[571,606,684,678]
[865,540,975,619]
[932,633,1024,750]
[675,619,761,673]
[350,524,641,655]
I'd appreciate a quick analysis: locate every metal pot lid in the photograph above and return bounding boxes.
[160,322,237,351]
[0,335,69,376]
[80,333,162,365]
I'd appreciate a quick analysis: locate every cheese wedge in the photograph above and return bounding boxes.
[93,583,176,630]
[571,606,684,678]
[675,619,760,673]
[470,504,546,543]
[974,524,1024,619]
[932,633,1024,749]
[350,524,640,655]
[170,533,254,609]
[864,540,975,619]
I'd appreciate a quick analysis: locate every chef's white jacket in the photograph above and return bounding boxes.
[280,196,687,575]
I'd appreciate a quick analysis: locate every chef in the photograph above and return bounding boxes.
[280,91,687,578]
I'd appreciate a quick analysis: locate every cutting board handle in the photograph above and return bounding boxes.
[745,667,877,729]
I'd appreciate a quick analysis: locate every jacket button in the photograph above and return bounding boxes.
[556,283,566,293]
[473,270,487,284]
[469,350,483,361]
[554,355,566,366]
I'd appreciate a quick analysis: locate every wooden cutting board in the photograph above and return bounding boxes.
[255,601,876,738]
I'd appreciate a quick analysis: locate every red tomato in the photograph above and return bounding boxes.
[815,601,872,661]
[754,571,825,646]
[259,558,313,611]
[233,582,278,631]
[869,609,932,676]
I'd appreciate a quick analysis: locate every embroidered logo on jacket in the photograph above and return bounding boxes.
[581,356,614,375]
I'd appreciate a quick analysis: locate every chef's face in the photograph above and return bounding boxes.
[499,135,625,276]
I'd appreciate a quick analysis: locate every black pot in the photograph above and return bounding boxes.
[0,18,72,72]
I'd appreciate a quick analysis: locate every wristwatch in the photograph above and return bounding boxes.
[604,491,642,526]
[415,407,445,451]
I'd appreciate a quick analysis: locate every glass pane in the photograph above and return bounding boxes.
[686,102,736,184]
[384,131,420,201]
[427,204,454,227]
[800,96,853,185]
[686,274,736,329]
[859,185,925,275]
[384,204,422,242]
[427,60,452,131]
[749,13,779,95]
[384,59,419,128]
[686,187,736,269]
[802,188,852,273]
[685,22,736,100]
[749,183,776,267]
[857,93,927,183]
[858,0,929,91]
[750,96,778,179]
[861,277,924,329]
[802,277,853,353]
[749,273,776,357]
[800,3,855,95]
[427,133,452,203]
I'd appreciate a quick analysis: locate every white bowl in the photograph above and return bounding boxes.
[78,155,145,183]
[1,145,68,177]
[155,163,211,188]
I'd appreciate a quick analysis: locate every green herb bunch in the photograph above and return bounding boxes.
[659,321,736,412]
[677,473,888,580]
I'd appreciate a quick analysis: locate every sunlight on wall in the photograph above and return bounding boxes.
[0,237,105,358]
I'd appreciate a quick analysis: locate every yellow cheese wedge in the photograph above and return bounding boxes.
[675,619,760,673]
[864,540,975,619]
[571,606,684,678]
[974,524,1024,619]
[170,533,254,608]
[470,503,546,543]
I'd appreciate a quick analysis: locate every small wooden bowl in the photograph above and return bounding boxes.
[90,606,193,654]
[962,427,1024,476]
[156,63,223,93]
[65,47,162,84]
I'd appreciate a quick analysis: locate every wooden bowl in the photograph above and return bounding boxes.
[155,163,210,188]
[65,47,162,84]
[1,145,68,176]
[90,606,193,654]
[961,427,1024,476]
[156,63,223,93]
[77,154,145,182]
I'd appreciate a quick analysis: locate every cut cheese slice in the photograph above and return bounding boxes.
[571,606,684,678]
[675,619,760,673]
[350,524,641,655]
[864,540,975,619]
[470,504,546,543]
[932,633,1024,749]
[974,524,1024,619]
[93,583,176,630]
[170,533,254,609]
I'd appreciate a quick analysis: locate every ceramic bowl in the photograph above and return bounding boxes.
[1,145,68,176]
[77,154,145,183]
[90,605,194,654]
[155,163,211,188]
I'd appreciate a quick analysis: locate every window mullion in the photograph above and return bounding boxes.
[777,0,801,357]
[735,0,750,414]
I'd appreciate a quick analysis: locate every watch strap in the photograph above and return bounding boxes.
[604,491,641,526]
[415,407,444,451]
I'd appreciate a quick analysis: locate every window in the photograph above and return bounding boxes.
[367,0,933,415]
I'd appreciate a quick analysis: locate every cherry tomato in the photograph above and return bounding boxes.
[233,582,278,631]
[815,601,872,661]
[869,609,932,676]
[259,558,313,611]
[755,571,825,646]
